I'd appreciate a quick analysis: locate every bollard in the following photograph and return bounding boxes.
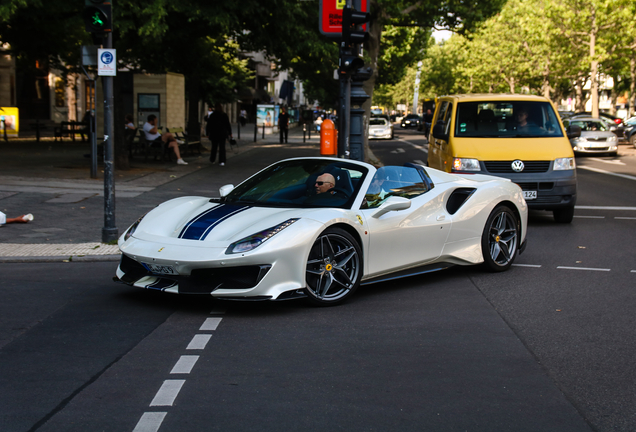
[308,125,311,140]
[262,123,265,139]
[320,119,337,156]
[237,122,240,140]
[303,124,306,143]
[254,123,257,142]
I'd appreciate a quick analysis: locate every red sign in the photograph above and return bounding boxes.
[319,0,368,37]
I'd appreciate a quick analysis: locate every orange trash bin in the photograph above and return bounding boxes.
[320,119,337,156]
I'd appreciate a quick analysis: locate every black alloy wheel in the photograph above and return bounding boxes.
[481,205,519,272]
[305,227,362,306]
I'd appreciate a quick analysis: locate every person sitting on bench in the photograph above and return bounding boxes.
[143,114,188,165]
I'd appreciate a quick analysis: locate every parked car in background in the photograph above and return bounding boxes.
[573,111,624,125]
[569,114,625,141]
[558,110,575,119]
[368,117,394,140]
[401,114,422,129]
[621,116,636,146]
[562,116,618,156]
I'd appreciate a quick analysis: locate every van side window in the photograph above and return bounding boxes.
[436,101,453,135]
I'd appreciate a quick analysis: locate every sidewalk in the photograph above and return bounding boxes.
[0,125,322,262]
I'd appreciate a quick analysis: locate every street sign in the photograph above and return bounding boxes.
[97,48,116,76]
[319,0,368,38]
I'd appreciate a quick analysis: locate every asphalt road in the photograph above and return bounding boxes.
[2,129,636,431]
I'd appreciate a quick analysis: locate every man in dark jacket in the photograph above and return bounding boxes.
[205,103,233,166]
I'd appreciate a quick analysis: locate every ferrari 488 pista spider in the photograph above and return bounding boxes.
[115,157,527,305]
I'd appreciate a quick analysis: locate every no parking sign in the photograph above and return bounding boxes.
[97,48,116,76]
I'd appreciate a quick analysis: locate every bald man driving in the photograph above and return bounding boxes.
[315,173,336,194]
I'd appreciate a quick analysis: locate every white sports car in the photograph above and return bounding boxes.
[115,157,527,305]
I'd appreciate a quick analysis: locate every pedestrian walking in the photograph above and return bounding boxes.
[239,109,247,127]
[278,107,290,143]
[206,103,233,166]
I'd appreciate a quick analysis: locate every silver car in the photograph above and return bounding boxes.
[368,117,394,140]
[563,116,618,156]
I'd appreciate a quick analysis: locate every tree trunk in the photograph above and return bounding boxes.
[630,57,636,117]
[362,11,383,162]
[575,77,585,112]
[589,9,599,118]
[186,79,201,143]
[113,73,130,170]
[542,59,551,102]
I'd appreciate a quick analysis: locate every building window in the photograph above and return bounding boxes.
[54,78,65,107]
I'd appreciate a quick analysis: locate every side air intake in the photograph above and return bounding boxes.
[446,188,476,215]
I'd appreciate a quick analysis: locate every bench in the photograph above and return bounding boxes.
[168,127,201,156]
[54,121,88,142]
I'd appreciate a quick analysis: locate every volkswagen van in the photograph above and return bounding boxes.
[428,94,580,223]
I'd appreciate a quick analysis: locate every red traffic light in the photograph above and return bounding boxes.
[342,7,370,45]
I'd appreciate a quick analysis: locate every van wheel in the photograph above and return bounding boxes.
[553,207,574,223]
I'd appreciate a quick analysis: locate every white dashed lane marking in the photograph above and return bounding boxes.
[132,412,167,432]
[134,309,226,431]
[186,334,212,350]
[150,380,186,406]
[170,355,200,374]
[557,266,610,272]
[512,264,542,268]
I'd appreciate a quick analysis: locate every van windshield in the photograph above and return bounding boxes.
[455,101,564,138]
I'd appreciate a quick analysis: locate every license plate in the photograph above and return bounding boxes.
[143,263,178,275]
[523,191,537,200]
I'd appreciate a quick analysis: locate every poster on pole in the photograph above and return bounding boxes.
[256,105,275,127]
[97,48,116,76]
[319,0,368,38]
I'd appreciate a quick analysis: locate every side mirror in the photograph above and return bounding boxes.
[219,184,235,197]
[432,122,449,141]
[566,125,581,139]
[372,196,411,219]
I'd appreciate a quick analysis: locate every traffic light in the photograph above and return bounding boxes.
[341,7,370,46]
[339,54,364,74]
[83,0,112,33]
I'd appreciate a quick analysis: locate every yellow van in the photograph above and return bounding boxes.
[428,94,579,223]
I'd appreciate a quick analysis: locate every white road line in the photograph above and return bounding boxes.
[632,270,636,273]
[575,206,636,211]
[170,355,200,374]
[187,334,212,350]
[512,263,542,268]
[200,317,222,331]
[557,266,611,272]
[615,217,636,220]
[150,380,186,406]
[574,215,605,219]
[596,159,625,165]
[413,159,425,165]
[578,165,636,182]
[395,138,428,153]
[133,412,167,432]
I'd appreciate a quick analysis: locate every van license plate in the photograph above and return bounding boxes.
[143,263,178,275]
[523,191,537,200]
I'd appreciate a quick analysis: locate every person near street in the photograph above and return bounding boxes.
[278,107,290,143]
[239,109,247,127]
[0,211,33,225]
[124,114,135,131]
[423,108,434,136]
[315,173,336,194]
[205,103,233,166]
[143,114,187,165]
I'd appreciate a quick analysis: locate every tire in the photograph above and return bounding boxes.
[630,134,636,148]
[481,205,519,272]
[553,206,574,223]
[305,227,362,306]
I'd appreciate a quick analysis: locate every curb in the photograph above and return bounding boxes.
[0,255,121,264]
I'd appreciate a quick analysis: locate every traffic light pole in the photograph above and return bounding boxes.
[101,31,117,243]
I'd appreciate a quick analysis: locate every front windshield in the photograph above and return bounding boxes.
[370,119,388,126]
[569,120,610,132]
[223,159,368,209]
[455,101,564,138]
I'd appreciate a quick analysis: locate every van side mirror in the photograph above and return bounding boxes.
[566,125,581,139]
[432,122,449,141]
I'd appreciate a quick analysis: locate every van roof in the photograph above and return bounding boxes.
[438,94,551,102]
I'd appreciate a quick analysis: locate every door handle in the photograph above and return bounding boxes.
[436,215,445,221]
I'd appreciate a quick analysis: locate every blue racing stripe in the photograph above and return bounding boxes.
[179,204,250,240]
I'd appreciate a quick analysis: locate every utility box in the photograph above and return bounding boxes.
[133,72,185,129]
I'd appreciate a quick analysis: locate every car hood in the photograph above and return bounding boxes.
[131,197,316,244]
[579,131,615,139]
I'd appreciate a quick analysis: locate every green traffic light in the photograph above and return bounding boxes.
[91,12,104,27]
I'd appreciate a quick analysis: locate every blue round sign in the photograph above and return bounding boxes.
[100,51,113,64]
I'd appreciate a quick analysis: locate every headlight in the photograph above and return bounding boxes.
[607,135,617,142]
[124,214,146,241]
[554,157,575,170]
[226,218,299,254]
[452,158,481,172]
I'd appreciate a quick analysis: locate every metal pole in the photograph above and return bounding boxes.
[102,32,118,243]
[90,80,97,179]
[254,123,257,142]
[262,123,265,139]
[237,122,240,140]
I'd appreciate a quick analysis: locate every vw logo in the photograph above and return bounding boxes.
[511,160,525,172]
